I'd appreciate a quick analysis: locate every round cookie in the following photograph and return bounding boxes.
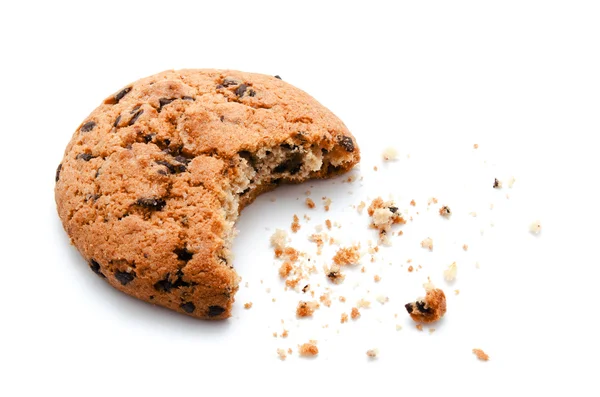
[55,69,360,319]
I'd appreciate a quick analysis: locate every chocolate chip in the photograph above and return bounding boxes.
[174,248,193,262]
[216,84,224,89]
[208,305,225,317]
[388,206,398,213]
[415,301,432,314]
[180,302,196,313]
[222,78,239,87]
[76,153,94,161]
[113,115,122,128]
[493,178,500,188]
[85,194,100,202]
[174,155,191,165]
[115,87,132,103]
[248,89,256,97]
[235,84,248,97]
[115,270,135,285]
[158,98,176,112]
[155,160,186,174]
[274,75,282,80]
[274,152,303,175]
[154,277,173,292]
[144,134,155,143]
[182,96,195,101]
[55,163,62,182]
[80,121,96,132]
[220,115,225,122]
[337,135,355,152]
[136,197,166,211]
[129,109,144,126]
[405,303,414,314]
[89,259,105,278]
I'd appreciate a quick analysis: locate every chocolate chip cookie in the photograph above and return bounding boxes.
[55,69,360,319]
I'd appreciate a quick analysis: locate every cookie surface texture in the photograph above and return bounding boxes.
[55,69,360,319]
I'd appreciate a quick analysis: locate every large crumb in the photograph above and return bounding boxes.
[299,341,319,357]
[277,348,287,360]
[368,197,406,244]
[420,237,433,251]
[366,348,379,358]
[473,348,490,361]
[382,147,398,161]
[305,198,316,209]
[291,214,301,233]
[439,205,452,218]
[405,282,447,323]
[332,245,361,266]
[296,301,320,317]
[279,262,293,278]
[351,307,361,319]
[444,262,458,282]
[530,220,541,234]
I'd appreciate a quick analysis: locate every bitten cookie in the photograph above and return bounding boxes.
[55,69,360,319]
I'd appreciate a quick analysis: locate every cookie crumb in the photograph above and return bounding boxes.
[462,244,469,251]
[420,237,433,251]
[323,197,332,211]
[408,265,414,272]
[530,220,542,234]
[493,178,502,189]
[281,329,289,338]
[351,307,361,319]
[305,198,316,209]
[341,313,349,323]
[428,197,439,205]
[319,293,332,307]
[270,229,288,255]
[357,201,366,214]
[279,262,293,278]
[439,205,452,218]
[410,199,416,206]
[326,264,345,284]
[374,274,381,282]
[454,289,460,295]
[325,219,332,230]
[366,348,379,358]
[299,341,319,357]
[472,348,489,361]
[382,147,398,161]
[296,301,320,317]
[277,348,287,360]
[405,283,447,323]
[368,197,406,244]
[302,284,310,293]
[444,262,458,282]
[357,299,371,308]
[416,324,424,331]
[373,166,378,171]
[244,302,253,309]
[507,176,516,188]
[291,215,301,233]
[339,296,346,303]
[396,324,402,331]
[332,245,361,266]
[474,143,479,149]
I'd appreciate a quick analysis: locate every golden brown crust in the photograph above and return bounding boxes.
[55,69,360,319]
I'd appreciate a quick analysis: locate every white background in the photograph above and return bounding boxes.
[1,1,599,395]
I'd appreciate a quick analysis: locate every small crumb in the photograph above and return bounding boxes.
[530,220,542,234]
[332,245,361,266]
[374,274,381,282]
[462,244,469,251]
[273,332,278,337]
[469,212,477,217]
[291,214,301,233]
[288,348,292,354]
[303,214,310,221]
[429,328,436,334]
[351,307,361,319]
[493,178,502,189]
[439,205,452,218]
[323,197,332,211]
[299,341,319,357]
[279,262,293,278]
[420,237,433,251]
[408,265,414,272]
[270,197,277,202]
[357,299,371,308]
[410,199,416,206]
[357,201,366,214]
[305,190,311,196]
[407,259,412,263]
[382,147,398,161]
[277,348,287,360]
[296,301,320,317]
[474,143,479,149]
[373,166,378,171]
[270,229,288,254]
[366,348,379,358]
[326,264,345,284]
[396,324,402,331]
[302,284,310,293]
[508,176,516,188]
[428,197,439,205]
[376,295,389,304]
[325,219,332,230]
[339,296,346,303]
[244,282,249,288]
[281,329,289,338]
[319,293,332,307]
[244,302,253,309]
[340,313,348,323]
[361,266,366,273]
[416,324,423,331]
[444,262,458,282]
[473,348,490,361]
[454,289,460,295]
[305,198,315,209]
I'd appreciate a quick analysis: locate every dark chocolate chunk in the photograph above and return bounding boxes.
[129,109,144,126]
[273,152,303,175]
[158,98,176,112]
[115,87,132,103]
[388,206,398,213]
[89,259,105,278]
[154,277,173,292]
[493,178,500,188]
[174,247,193,262]
[235,84,248,97]
[222,78,239,87]
[182,96,195,101]
[55,163,62,182]
[85,194,100,202]
[136,197,166,211]
[248,89,256,97]
[415,301,432,314]
[155,160,186,174]
[405,303,414,314]
[144,134,155,143]
[337,135,355,152]
[220,115,225,122]
[115,270,135,285]
[76,153,94,161]
[216,84,224,89]
[274,75,282,80]
[174,155,191,165]
[208,305,225,317]
[180,302,196,313]
[113,115,122,128]
[80,121,96,132]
